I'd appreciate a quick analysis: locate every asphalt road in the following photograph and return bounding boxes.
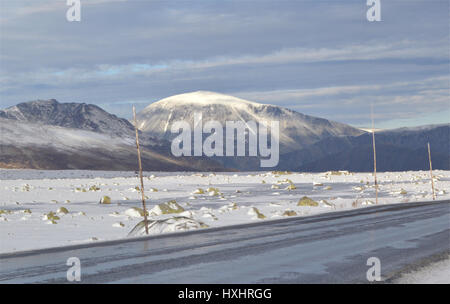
[0,200,449,283]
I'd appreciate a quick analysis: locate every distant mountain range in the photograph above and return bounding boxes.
[0,99,224,171]
[0,92,448,171]
[287,124,449,172]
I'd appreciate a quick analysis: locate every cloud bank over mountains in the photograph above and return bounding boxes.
[0,0,448,128]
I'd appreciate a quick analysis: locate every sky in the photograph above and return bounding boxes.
[0,0,448,129]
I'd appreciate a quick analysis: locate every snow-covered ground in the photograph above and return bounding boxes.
[0,169,448,254]
[394,256,450,284]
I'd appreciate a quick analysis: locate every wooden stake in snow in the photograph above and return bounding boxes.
[133,106,149,234]
[371,105,378,205]
[428,142,436,200]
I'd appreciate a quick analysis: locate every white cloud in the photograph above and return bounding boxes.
[233,76,449,102]
[227,76,449,125]
[1,39,446,89]
[182,40,447,69]
[0,0,129,23]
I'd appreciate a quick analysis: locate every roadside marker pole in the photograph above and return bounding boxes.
[371,105,378,205]
[133,106,149,234]
[427,142,436,200]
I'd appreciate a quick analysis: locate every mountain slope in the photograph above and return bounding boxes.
[0,117,224,171]
[0,99,135,138]
[289,124,450,171]
[136,91,364,153]
[0,99,174,151]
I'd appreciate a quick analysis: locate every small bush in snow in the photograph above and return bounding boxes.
[99,196,111,204]
[248,207,266,219]
[57,207,69,214]
[297,196,318,207]
[150,200,185,215]
[283,210,297,216]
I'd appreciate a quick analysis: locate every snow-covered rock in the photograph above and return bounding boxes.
[297,196,319,207]
[128,216,208,236]
[124,207,147,218]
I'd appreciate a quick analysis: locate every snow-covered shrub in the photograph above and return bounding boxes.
[124,207,148,218]
[128,216,208,236]
[149,200,185,215]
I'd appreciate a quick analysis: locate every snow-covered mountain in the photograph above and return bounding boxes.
[2,94,446,171]
[0,99,171,148]
[0,99,135,138]
[0,114,224,171]
[0,97,226,170]
[136,91,364,152]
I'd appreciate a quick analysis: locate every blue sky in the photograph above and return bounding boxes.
[0,0,448,128]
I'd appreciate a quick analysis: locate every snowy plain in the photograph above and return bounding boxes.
[0,169,449,254]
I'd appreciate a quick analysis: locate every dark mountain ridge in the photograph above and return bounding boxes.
[283,124,449,172]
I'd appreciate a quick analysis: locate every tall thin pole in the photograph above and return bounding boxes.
[427,142,436,200]
[133,106,149,234]
[371,105,378,205]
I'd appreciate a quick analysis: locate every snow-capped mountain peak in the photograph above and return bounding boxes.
[136,91,364,152]
[148,91,263,110]
[0,99,135,138]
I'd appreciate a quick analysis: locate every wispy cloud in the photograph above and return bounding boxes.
[0,0,129,23]
[235,76,448,103]
[230,76,449,126]
[0,0,448,128]
[1,39,446,89]
[178,40,448,69]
